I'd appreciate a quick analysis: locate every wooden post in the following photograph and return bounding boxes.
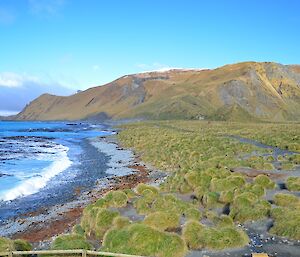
[8,252,12,257]
[82,250,87,257]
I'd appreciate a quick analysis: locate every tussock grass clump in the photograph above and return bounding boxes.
[204,210,218,222]
[182,220,249,250]
[202,192,219,208]
[95,189,132,209]
[72,224,85,236]
[290,154,300,165]
[250,162,274,170]
[123,188,137,199]
[94,198,109,208]
[287,143,300,152]
[262,163,274,170]
[236,183,265,197]
[281,162,295,170]
[202,168,231,179]
[194,186,208,199]
[134,197,153,215]
[13,239,32,251]
[210,176,245,192]
[270,207,300,240]
[152,194,189,214]
[248,184,265,197]
[204,226,249,250]
[270,206,285,219]
[286,177,300,191]
[102,224,187,257]
[273,193,299,207]
[185,172,212,190]
[80,206,101,236]
[104,190,128,208]
[254,174,275,189]
[219,190,234,203]
[247,156,274,170]
[144,211,180,231]
[134,193,192,217]
[233,191,259,204]
[51,234,92,250]
[112,216,131,229]
[160,173,193,194]
[140,188,158,202]
[247,155,263,163]
[214,215,234,227]
[182,220,206,249]
[81,206,119,239]
[179,181,193,194]
[230,193,271,222]
[184,207,202,221]
[94,209,119,239]
[0,237,14,252]
[136,183,159,195]
[0,238,32,252]
[265,155,275,162]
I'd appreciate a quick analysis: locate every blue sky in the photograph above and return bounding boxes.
[0,0,300,114]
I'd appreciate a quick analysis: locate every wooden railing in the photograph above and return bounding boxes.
[0,250,147,257]
[0,250,269,257]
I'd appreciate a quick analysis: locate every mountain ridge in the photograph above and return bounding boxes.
[15,61,300,122]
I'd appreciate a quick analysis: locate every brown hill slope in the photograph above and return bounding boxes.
[15,62,300,121]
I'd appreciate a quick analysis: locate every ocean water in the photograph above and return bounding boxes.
[0,121,111,205]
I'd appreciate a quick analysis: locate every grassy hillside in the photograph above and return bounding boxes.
[15,62,300,121]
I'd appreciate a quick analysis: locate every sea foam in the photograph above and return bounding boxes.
[1,145,72,201]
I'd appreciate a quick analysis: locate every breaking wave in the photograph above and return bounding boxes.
[1,145,72,201]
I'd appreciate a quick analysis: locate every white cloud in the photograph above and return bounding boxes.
[28,0,66,16]
[0,110,19,116]
[0,72,39,88]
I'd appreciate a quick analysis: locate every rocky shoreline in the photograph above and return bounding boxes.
[0,135,166,249]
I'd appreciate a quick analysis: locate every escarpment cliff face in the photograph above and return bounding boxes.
[15,62,300,122]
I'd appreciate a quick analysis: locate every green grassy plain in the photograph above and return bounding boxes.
[3,120,299,256]
[51,121,300,256]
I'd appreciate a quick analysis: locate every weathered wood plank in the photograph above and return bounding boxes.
[0,250,148,257]
[12,250,83,255]
[87,251,147,257]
